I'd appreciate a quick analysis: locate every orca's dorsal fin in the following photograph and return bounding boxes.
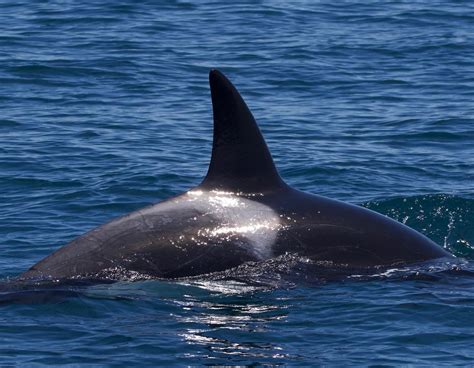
[199,69,286,193]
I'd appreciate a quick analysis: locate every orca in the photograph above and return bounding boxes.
[20,69,452,281]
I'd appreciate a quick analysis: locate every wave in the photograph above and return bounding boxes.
[364,194,474,258]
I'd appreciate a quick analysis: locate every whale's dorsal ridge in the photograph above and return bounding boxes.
[18,70,452,282]
[199,69,286,193]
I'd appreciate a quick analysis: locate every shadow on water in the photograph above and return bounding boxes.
[0,279,118,305]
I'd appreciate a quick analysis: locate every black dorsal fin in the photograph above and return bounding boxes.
[199,69,286,193]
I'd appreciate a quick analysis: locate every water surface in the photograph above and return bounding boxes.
[1,1,473,366]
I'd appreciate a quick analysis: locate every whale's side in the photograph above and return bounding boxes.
[20,70,452,281]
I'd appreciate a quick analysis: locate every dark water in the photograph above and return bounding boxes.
[1,1,474,366]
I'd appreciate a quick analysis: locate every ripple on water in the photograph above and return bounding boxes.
[0,0,473,366]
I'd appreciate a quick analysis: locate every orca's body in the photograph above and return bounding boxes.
[21,70,451,280]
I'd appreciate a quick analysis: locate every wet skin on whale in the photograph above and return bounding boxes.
[20,70,452,280]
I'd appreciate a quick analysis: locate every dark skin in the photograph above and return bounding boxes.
[20,70,452,281]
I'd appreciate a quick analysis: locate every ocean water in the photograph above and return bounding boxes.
[1,0,474,366]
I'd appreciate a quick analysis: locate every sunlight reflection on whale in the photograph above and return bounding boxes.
[183,190,284,259]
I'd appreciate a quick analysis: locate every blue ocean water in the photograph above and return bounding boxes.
[1,0,474,365]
